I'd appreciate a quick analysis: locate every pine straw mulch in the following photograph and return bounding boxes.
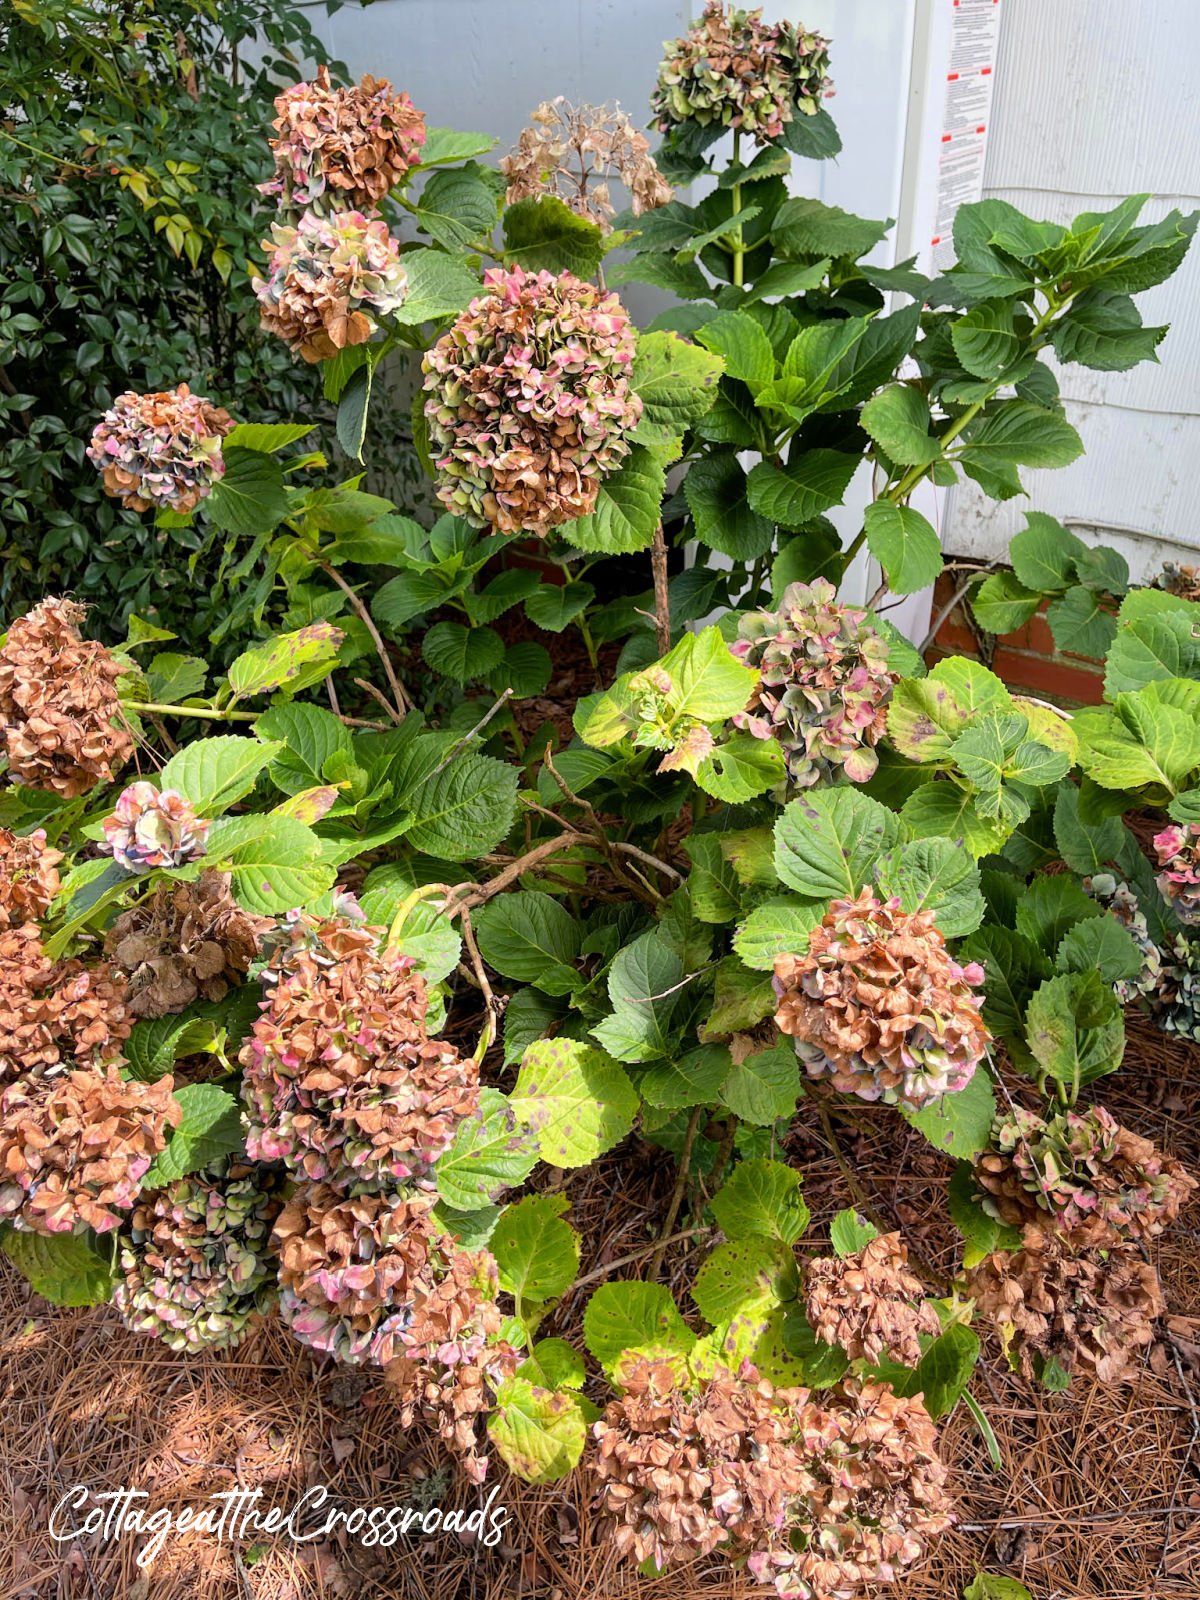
[2,1011,1199,1600]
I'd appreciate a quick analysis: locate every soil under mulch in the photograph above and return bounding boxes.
[2,1012,1198,1600]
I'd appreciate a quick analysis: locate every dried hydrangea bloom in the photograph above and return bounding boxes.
[0,828,62,929]
[262,64,426,214]
[0,598,133,796]
[501,98,672,229]
[422,265,641,537]
[1082,873,1162,1001]
[0,1066,179,1234]
[804,1231,940,1365]
[0,925,132,1086]
[275,1182,502,1375]
[1156,561,1200,602]
[114,1163,281,1351]
[240,914,479,1189]
[592,1358,951,1594]
[106,870,270,1021]
[773,890,989,1109]
[652,3,833,145]
[383,1248,519,1483]
[731,581,897,789]
[967,1223,1165,1384]
[750,1380,952,1600]
[254,209,409,363]
[1149,932,1200,1042]
[87,384,234,515]
[974,1105,1195,1248]
[1153,822,1200,925]
[100,782,210,872]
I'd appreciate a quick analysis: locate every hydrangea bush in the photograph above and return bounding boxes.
[1,6,1198,1593]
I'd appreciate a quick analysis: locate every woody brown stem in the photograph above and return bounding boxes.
[321,560,409,715]
[651,523,671,656]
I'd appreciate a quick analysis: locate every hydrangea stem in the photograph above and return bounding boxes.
[730,127,745,288]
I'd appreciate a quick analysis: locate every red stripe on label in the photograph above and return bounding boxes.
[931,236,941,246]
[947,72,959,81]
[942,133,952,143]
[981,66,993,75]
[976,124,986,133]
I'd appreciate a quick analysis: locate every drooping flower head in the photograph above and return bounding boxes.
[0,926,131,1086]
[0,828,63,929]
[652,3,833,146]
[0,1067,179,1234]
[274,1183,509,1396]
[100,782,210,872]
[501,98,672,229]
[240,914,479,1189]
[1155,561,1200,603]
[1153,822,1200,924]
[0,598,133,796]
[106,870,270,1020]
[773,890,989,1109]
[114,1162,281,1351]
[1149,931,1200,1043]
[383,1247,520,1483]
[254,208,409,363]
[87,385,234,515]
[974,1104,1195,1247]
[804,1231,940,1366]
[262,64,426,213]
[422,265,642,537]
[967,1223,1165,1385]
[731,581,898,789]
[591,1357,952,1596]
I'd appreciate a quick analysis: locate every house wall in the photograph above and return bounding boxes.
[941,0,1200,580]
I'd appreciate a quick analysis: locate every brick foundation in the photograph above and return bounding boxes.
[925,570,1106,706]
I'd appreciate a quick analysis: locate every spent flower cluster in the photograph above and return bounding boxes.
[86,384,235,516]
[652,2,832,144]
[773,891,990,1108]
[422,265,641,537]
[501,98,672,228]
[731,581,897,789]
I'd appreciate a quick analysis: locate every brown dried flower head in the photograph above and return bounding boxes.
[262,64,426,214]
[241,914,479,1189]
[422,265,642,538]
[967,1224,1165,1385]
[86,384,235,514]
[773,889,989,1110]
[0,1066,180,1235]
[106,870,271,1020]
[805,1231,941,1366]
[0,827,62,929]
[0,598,133,796]
[974,1104,1196,1248]
[254,208,410,363]
[383,1246,519,1483]
[1,925,131,1086]
[501,98,672,229]
[592,1358,952,1596]
[275,1182,509,1430]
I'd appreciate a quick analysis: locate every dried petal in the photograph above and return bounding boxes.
[805,1232,940,1365]
[240,914,479,1189]
[501,98,671,229]
[0,828,62,929]
[262,65,426,214]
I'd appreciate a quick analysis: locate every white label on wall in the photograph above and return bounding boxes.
[930,0,1002,271]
